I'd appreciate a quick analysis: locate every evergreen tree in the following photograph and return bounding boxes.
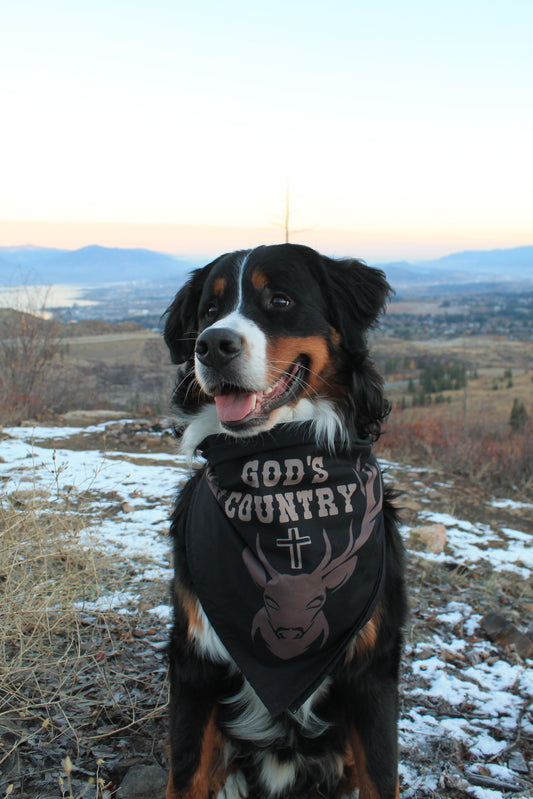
[510,398,528,431]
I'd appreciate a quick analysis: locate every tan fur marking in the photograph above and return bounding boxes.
[175,583,204,639]
[347,727,382,799]
[266,335,332,396]
[338,744,358,795]
[251,270,268,290]
[212,277,226,296]
[166,769,179,799]
[330,326,342,348]
[166,711,228,798]
[347,604,382,660]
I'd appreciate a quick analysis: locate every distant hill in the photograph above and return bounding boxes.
[372,245,533,291]
[0,243,531,293]
[422,246,533,276]
[0,245,193,286]
[0,246,68,281]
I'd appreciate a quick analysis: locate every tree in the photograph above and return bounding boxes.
[509,398,528,432]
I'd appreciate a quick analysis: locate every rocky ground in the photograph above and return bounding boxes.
[0,415,531,798]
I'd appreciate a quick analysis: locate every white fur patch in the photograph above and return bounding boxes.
[180,404,220,464]
[188,600,237,668]
[221,677,331,746]
[235,251,250,310]
[259,753,297,796]
[216,771,248,799]
[256,748,345,798]
[282,397,347,450]
[221,680,285,746]
[288,676,332,737]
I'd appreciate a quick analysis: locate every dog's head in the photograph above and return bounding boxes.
[164,244,391,448]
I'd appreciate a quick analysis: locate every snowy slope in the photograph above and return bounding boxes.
[1,422,531,798]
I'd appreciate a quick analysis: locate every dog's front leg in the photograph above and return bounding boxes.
[345,677,400,799]
[166,652,227,799]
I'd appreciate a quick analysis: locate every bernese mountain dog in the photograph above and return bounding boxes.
[163,244,406,799]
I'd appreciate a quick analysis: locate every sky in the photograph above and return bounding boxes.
[1,0,532,262]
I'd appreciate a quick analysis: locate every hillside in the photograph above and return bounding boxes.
[1,418,531,798]
[0,307,147,338]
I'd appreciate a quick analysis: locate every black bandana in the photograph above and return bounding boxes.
[185,424,386,716]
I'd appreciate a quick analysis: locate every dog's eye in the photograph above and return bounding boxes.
[204,303,218,319]
[269,293,292,310]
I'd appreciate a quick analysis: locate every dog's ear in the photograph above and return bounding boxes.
[319,257,392,353]
[163,261,216,364]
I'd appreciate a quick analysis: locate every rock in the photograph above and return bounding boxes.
[481,612,516,642]
[514,632,533,659]
[481,612,533,658]
[508,750,529,774]
[116,764,168,799]
[464,765,522,792]
[408,523,447,553]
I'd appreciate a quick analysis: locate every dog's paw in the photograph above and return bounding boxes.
[339,791,360,799]
[216,771,248,798]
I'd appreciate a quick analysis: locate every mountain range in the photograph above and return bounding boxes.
[0,244,531,293]
[373,246,532,290]
[0,245,194,287]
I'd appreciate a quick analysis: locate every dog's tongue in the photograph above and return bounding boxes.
[215,391,257,422]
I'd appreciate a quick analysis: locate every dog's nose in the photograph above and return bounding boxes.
[195,327,243,369]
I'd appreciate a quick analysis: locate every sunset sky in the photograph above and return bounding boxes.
[1,0,531,262]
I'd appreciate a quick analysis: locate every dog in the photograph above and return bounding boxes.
[163,244,406,799]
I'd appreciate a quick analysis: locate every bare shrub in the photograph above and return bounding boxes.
[0,287,69,423]
[379,406,533,496]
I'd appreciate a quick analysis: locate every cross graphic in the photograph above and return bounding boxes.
[276,528,312,570]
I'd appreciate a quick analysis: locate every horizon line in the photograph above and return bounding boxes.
[1,218,532,263]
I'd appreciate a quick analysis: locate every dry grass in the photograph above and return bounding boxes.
[378,364,533,498]
[372,335,533,372]
[1,492,94,679]
[0,488,169,798]
[0,492,106,795]
[398,369,533,423]
[64,332,162,365]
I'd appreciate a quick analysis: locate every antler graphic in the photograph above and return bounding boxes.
[317,524,357,585]
[351,460,382,552]
[243,535,279,588]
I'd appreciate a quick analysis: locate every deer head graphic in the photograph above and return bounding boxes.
[242,462,381,660]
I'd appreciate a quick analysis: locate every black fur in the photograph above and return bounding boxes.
[164,244,406,799]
